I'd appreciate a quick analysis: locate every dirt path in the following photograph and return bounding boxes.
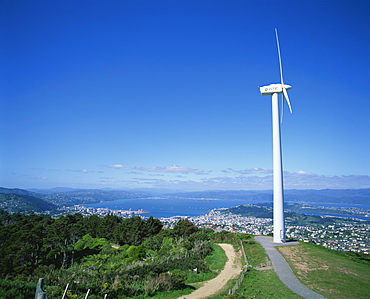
[177,243,242,299]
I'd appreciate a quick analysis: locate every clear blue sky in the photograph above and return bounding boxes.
[1,0,370,191]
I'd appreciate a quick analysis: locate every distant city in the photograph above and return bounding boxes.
[1,187,369,254]
[64,204,369,254]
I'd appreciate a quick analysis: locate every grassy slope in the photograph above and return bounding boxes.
[210,237,370,299]
[277,242,370,299]
[211,239,302,299]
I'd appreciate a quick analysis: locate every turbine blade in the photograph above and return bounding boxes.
[280,93,284,123]
[283,88,293,114]
[275,28,284,86]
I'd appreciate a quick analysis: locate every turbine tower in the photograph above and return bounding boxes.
[259,28,293,243]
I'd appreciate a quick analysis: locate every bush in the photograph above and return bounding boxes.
[0,278,36,299]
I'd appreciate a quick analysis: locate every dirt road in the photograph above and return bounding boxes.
[177,243,242,299]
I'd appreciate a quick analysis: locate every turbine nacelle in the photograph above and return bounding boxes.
[259,83,292,96]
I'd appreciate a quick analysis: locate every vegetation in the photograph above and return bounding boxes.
[1,199,369,298]
[0,193,56,213]
[0,210,221,298]
[225,204,273,218]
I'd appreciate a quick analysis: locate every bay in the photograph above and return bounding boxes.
[86,198,255,218]
[86,198,370,219]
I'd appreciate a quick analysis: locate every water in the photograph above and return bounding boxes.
[86,198,256,218]
[86,198,370,220]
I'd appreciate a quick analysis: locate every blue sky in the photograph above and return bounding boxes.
[1,0,370,191]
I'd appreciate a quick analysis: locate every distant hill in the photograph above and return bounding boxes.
[223,204,366,226]
[42,189,150,206]
[0,193,56,213]
[169,190,272,201]
[0,187,39,197]
[0,187,149,208]
[284,189,370,205]
[168,189,370,205]
[28,187,78,194]
[226,204,273,218]
[1,187,369,212]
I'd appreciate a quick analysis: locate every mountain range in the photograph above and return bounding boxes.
[169,189,370,205]
[0,187,369,214]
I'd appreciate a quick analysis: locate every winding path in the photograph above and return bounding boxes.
[177,243,242,299]
[255,236,326,299]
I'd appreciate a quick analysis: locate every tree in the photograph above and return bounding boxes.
[0,214,50,276]
[82,214,101,238]
[74,234,110,258]
[114,216,146,245]
[96,214,121,241]
[144,216,163,238]
[43,214,84,268]
[126,245,146,263]
[173,219,198,237]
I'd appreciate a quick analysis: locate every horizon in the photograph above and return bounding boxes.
[4,185,370,194]
[1,1,370,191]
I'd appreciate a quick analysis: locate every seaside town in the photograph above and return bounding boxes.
[68,205,370,254]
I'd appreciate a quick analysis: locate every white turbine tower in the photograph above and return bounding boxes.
[259,28,293,243]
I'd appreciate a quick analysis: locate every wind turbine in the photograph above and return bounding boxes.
[259,28,293,243]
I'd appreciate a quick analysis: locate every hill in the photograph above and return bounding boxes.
[42,189,149,206]
[238,237,370,299]
[0,187,149,208]
[0,193,56,213]
[223,204,367,226]
[0,187,39,197]
[168,188,370,205]
[277,242,370,298]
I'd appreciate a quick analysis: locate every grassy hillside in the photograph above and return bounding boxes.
[277,242,370,299]
[210,237,369,299]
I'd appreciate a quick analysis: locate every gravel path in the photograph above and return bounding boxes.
[255,236,326,299]
[177,243,242,299]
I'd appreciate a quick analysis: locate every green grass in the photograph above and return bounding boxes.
[211,239,302,299]
[149,288,194,299]
[230,269,302,299]
[206,243,229,272]
[277,242,370,299]
[185,243,227,284]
